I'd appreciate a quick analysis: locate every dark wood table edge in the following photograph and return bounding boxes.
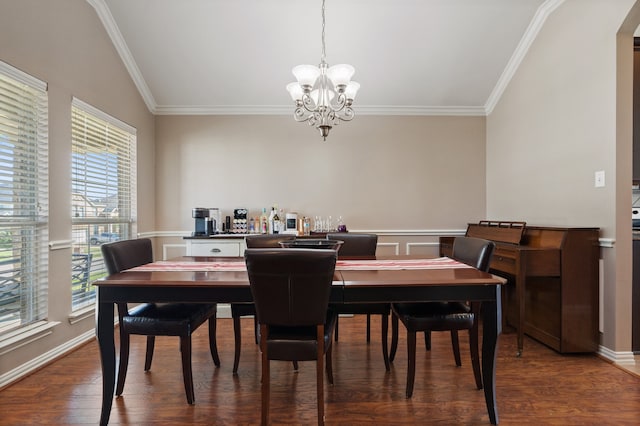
[95,263,503,425]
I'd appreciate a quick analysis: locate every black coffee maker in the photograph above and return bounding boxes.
[192,208,216,236]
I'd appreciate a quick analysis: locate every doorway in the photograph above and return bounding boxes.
[632,37,640,353]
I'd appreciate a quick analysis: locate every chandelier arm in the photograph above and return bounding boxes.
[336,106,355,122]
[294,106,313,122]
[301,94,319,113]
[308,111,323,127]
[326,92,347,112]
[326,109,336,124]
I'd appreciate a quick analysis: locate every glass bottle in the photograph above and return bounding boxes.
[260,208,268,234]
[303,216,311,235]
[268,206,276,234]
[273,208,281,234]
[337,216,347,232]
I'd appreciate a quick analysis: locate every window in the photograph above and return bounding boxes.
[71,98,136,310]
[0,61,49,333]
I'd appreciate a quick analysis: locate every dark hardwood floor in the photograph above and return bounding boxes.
[1,316,639,425]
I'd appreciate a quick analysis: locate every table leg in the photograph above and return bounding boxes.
[482,285,502,425]
[96,288,115,426]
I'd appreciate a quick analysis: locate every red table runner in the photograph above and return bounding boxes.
[126,257,471,272]
[336,257,471,270]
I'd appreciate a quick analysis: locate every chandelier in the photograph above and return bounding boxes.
[286,0,359,141]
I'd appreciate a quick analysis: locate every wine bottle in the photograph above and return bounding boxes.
[268,207,275,234]
[273,208,281,234]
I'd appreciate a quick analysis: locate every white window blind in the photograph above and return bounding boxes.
[70,98,136,310]
[0,61,49,333]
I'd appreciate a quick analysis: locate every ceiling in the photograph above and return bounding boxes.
[91,0,560,116]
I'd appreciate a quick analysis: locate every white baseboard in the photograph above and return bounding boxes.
[2,320,633,390]
[0,328,96,389]
[217,303,231,318]
[598,344,636,366]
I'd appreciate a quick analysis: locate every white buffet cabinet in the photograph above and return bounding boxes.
[184,235,247,257]
[184,236,247,318]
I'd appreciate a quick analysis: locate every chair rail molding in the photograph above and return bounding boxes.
[142,229,615,259]
[599,238,614,248]
[48,239,72,250]
[143,229,468,238]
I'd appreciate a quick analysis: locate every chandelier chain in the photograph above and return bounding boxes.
[321,0,326,64]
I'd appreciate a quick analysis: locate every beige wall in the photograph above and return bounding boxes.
[0,0,487,382]
[487,0,638,351]
[155,115,486,233]
[0,0,154,378]
[3,0,639,386]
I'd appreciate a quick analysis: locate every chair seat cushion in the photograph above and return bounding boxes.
[331,302,390,315]
[266,310,337,361]
[122,303,217,336]
[392,302,473,332]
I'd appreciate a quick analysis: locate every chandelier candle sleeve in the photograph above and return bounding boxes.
[326,64,355,89]
[286,0,359,141]
[292,65,321,90]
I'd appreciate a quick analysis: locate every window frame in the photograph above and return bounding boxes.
[70,97,137,311]
[0,60,49,335]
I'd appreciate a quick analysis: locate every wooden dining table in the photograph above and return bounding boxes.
[94,255,505,425]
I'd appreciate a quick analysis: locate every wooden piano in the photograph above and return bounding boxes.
[440,221,600,355]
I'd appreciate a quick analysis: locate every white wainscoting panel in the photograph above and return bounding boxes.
[162,244,187,260]
[377,242,399,256]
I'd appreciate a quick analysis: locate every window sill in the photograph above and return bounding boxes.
[0,321,60,356]
[68,305,95,325]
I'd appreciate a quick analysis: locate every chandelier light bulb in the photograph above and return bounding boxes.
[327,64,355,91]
[344,81,360,101]
[286,82,304,101]
[292,65,320,91]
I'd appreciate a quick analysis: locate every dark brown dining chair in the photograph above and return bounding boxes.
[231,234,296,374]
[390,236,495,398]
[101,238,220,404]
[326,233,391,370]
[245,248,338,426]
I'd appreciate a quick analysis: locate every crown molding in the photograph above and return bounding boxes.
[153,105,292,116]
[87,0,157,113]
[353,105,486,116]
[153,104,487,116]
[484,0,565,115]
[89,0,560,118]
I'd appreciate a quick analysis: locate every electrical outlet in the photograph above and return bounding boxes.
[595,170,605,188]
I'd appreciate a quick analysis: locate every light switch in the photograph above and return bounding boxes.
[595,170,605,188]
